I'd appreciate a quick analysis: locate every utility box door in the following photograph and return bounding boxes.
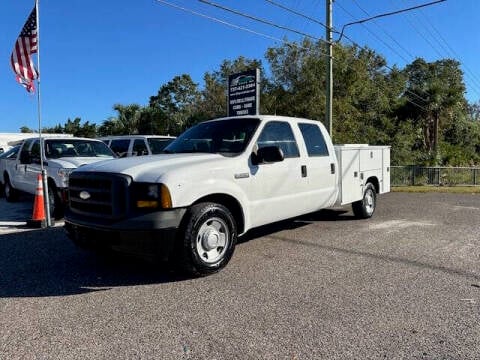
[335,147,362,205]
[382,147,391,193]
[359,149,383,171]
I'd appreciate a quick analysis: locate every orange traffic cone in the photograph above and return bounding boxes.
[27,174,47,228]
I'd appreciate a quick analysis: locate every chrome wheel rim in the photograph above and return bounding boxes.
[196,217,229,264]
[364,189,375,215]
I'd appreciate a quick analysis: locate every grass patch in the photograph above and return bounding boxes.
[392,186,480,194]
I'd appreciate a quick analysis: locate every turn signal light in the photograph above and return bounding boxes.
[160,184,172,209]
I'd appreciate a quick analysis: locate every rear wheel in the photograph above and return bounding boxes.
[178,202,237,276]
[352,182,376,219]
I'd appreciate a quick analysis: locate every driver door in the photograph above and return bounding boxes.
[248,121,309,227]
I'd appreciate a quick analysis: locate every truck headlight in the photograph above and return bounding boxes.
[134,183,172,209]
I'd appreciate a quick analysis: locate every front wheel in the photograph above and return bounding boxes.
[178,202,237,276]
[352,182,376,219]
[4,176,18,202]
[47,182,63,220]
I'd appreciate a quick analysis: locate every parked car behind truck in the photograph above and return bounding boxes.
[100,135,175,157]
[65,115,390,275]
[1,136,115,218]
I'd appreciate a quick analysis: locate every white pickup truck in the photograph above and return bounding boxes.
[65,115,390,275]
[1,136,115,218]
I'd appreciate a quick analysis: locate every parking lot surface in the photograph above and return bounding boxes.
[0,192,479,359]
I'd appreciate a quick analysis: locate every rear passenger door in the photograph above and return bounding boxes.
[297,122,337,210]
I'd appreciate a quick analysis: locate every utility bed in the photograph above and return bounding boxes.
[334,145,390,205]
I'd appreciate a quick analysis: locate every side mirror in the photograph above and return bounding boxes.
[252,146,284,165]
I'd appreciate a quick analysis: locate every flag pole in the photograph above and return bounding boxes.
[35,0,53,227]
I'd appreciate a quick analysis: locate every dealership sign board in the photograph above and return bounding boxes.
[227,69,260,117]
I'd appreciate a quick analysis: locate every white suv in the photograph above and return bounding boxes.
[100,135,175,158]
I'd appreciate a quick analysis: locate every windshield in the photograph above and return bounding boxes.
[45,139,115,158]
[164,118,260,156]
[0,145,21,159]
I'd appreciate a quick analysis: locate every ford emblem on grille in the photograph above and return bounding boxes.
[79,191,91,200]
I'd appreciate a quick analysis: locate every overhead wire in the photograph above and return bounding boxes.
[334,1,428,105]
[385,0,480,98]
[260,0,428,107]
[155,0,428,111]
[338,0,446,41]
[340,33,428,111]
[263,0,331,32]
[197,0,328,44]
[415,8,480,96]
[350,0,414,59]
[335,1,411,64]
[154,0,322,53]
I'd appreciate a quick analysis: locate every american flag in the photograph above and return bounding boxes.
[10,4,38,93]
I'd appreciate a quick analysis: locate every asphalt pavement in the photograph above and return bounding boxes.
[0,192,479,359]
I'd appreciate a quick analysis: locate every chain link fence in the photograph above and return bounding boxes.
[392,166,480,186]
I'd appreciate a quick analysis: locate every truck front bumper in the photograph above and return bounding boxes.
[64,208,187,261]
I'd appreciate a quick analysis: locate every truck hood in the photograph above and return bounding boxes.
[50,156,114,168]
[75,153,238,182]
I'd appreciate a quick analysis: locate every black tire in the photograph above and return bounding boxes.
[178,202,237,276]
[4,175,18,202]
[47,182,63,220]
[352,182,376,219]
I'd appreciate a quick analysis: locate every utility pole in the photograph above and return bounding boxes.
[326,0,333,138]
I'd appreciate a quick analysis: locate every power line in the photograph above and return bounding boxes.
[154,0,322,53]
[155,0,428,111]
[350,0,414,59]
[263,0,331,32]
[385,0,480,98]
[416,8,480,95]
[340,33,428,110]
[197,0,328,44]
[338,0,446,41]
[264,0,431,106]
[336,1,411,64]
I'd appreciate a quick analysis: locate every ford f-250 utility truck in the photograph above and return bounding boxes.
[64,115,390,275]
[1,136,115,218]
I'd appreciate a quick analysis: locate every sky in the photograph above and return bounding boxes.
[1,0,479,133]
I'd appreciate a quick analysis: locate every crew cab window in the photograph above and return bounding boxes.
[19,139,34,164]
[30,141,41,163]
[133,139,148,156]
[257,121,299,158]
[298,123,329,157]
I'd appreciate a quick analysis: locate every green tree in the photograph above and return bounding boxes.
[20,126,34,133]
[400,58,467,164]
[42,118,97,137]
[98,104,142,135]
[149,74,200,134]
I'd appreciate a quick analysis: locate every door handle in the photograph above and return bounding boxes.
[301,165,307,177]
[330,163,335,174]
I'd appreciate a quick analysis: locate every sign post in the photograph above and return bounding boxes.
[227,68,260,117]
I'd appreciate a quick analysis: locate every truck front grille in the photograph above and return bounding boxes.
[68,172,131,219]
